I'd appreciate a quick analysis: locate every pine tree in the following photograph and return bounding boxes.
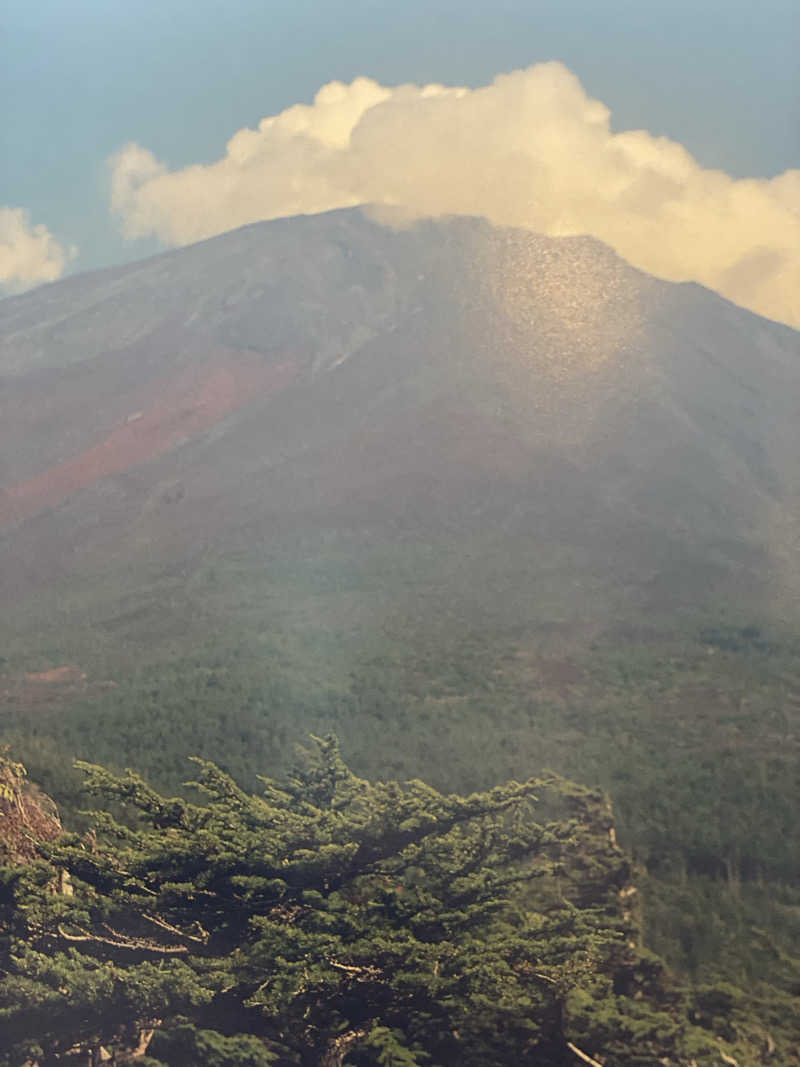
[0,738,760,1066]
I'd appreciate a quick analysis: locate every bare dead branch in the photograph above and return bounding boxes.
[57,924,188,955]
[567,1041,605,1067]
[142,911,208,944]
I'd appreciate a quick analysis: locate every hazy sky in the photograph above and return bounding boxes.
[1,0,798,321]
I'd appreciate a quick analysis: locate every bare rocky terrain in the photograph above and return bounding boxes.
[1,208,799,654]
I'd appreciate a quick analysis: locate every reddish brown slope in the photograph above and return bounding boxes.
[0,354,298,529]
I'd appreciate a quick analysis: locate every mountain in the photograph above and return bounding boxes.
[2,208,800,1007]
[1,207,799,653]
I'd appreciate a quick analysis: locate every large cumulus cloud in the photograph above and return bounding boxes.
[0,207,75,291]
[109,63,800,328]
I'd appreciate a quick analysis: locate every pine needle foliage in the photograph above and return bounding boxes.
[0,738,772,1066]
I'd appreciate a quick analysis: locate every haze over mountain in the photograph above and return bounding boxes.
[1,207,799,655]
[3,204,800,1001]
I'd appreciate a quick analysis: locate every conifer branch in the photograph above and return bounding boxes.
[142,911,209,944]
[567,1041,605,1067]
[56,923,189,955]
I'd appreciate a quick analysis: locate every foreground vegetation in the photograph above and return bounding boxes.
[1,537,799,1061]
[2,740,795,1065]
[3,605,799,971]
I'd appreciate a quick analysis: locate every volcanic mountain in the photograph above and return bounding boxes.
[1,208,799,661]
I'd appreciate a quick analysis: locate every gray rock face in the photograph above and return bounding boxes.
[1,207,799,633]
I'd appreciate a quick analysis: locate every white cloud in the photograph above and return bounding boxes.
[108,63,800,329]
[0,207,76,291]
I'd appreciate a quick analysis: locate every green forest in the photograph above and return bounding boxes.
[1,535,799,1064]
[2,737,797,1065]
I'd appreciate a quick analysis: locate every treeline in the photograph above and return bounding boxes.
[4,621,799,880]
[2,741,796,1065]
[1,617,799,991]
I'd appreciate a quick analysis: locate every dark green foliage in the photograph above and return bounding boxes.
[698,623,773,654]
[1,739,767,1066]
[150,1025,277,1066]
[3,609,800,1058]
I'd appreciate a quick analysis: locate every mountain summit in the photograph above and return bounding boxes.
[1,208,799,639]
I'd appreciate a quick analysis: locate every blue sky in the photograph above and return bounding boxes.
[2,0,798,286]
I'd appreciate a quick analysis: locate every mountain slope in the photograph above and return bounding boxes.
[1,208,799,645]
[2,210,800,1003]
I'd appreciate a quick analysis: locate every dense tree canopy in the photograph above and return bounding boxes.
[0,741,789,1066]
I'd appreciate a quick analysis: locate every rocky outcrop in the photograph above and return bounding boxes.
[0,751,62,864]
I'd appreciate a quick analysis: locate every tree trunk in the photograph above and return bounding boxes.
[318,1027,368,1067]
